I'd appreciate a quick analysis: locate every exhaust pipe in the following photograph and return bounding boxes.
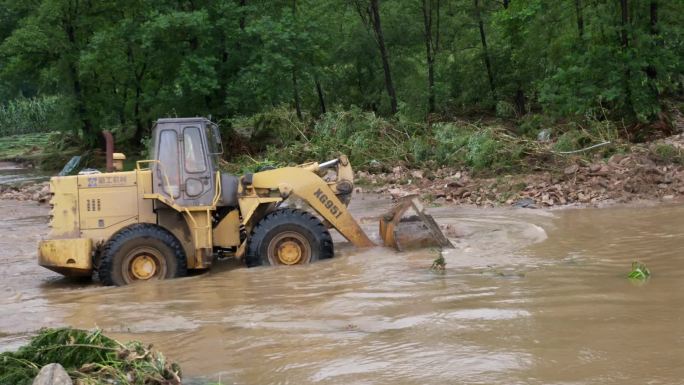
[102,131,114,172]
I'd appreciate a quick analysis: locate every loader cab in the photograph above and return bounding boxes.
[151,118,223,207]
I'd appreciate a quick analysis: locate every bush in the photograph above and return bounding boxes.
[465,128,528,172]
[516,114,555,138]
[230,105,310,152]
[553,130,592,152]
[224,107,543,174]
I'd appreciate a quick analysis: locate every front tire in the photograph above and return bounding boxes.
[246,209,334,267]
[98,224,187,286]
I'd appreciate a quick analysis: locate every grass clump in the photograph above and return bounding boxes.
[649,143,684,165]
[0,96,61,136]
[628,261,651,280]
[0,328,181,385]
[430,253,446,271]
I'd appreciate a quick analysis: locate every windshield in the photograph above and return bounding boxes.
[205,123,222,154]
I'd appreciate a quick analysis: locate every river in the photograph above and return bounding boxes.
[1,194,682,385]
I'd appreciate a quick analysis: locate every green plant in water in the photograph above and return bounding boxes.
[431,253,446,271]
[628,261,651,280]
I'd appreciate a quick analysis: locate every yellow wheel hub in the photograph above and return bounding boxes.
[277,241,303,265]
[130,254,157,280]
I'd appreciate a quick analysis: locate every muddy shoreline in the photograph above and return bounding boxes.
[6,132,684,209]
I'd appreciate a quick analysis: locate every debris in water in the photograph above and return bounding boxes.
[628,261,651,280]
[0,328,181,385]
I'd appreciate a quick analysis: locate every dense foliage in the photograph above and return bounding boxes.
[0,0,682,148]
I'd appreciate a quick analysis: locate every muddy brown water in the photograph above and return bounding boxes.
[1,195,684,384]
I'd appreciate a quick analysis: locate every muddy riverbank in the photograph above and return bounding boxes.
[2,194,684,384]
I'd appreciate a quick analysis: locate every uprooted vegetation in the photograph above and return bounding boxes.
[0,328,181,385]
[224,105,681,173]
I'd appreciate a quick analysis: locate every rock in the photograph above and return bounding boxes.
[33,363,72,385]
[578,192,591,203]
[609,154,625,165]
[446,180,464,188]
[589,163,602,173]
[564,164,579,175]
[512,198,537,208]
[658,174,673,184]
[388,188,410,199]
[663,195,674,200]
[453,187,468,197]
[369,160,382,171]
[410,170,424,179]
[537,129,551,142]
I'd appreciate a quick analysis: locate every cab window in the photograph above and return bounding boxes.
[158,130,181,198]
[183,126,207,173]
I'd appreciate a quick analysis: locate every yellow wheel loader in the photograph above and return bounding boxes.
[38,117,452,286]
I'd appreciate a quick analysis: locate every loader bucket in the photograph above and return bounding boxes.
[379,195,454,251]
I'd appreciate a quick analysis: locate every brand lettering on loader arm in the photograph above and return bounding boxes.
[313,188,343,219]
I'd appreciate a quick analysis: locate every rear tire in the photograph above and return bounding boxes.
[98,224,187,286]
[246,209,334,267]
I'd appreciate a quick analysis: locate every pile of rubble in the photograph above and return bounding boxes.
[357,141,684,208]
[0,181,50,202]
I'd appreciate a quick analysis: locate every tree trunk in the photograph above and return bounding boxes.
[133,84,144,144]
[315,76,326,114]
[645,1,658,90]
[369,0,398,114]
[239,0,246,31]
[64,22,93,142]
[650,0,657,34]
[422,0,437,114]
[619,0,629,48]
[290,0,303,120]
[474,0,495,98]
[619,0,632,113]
[514,88,526,115]
[575,0,584,38]
[292,68,303,120]
[132,62,147,146]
